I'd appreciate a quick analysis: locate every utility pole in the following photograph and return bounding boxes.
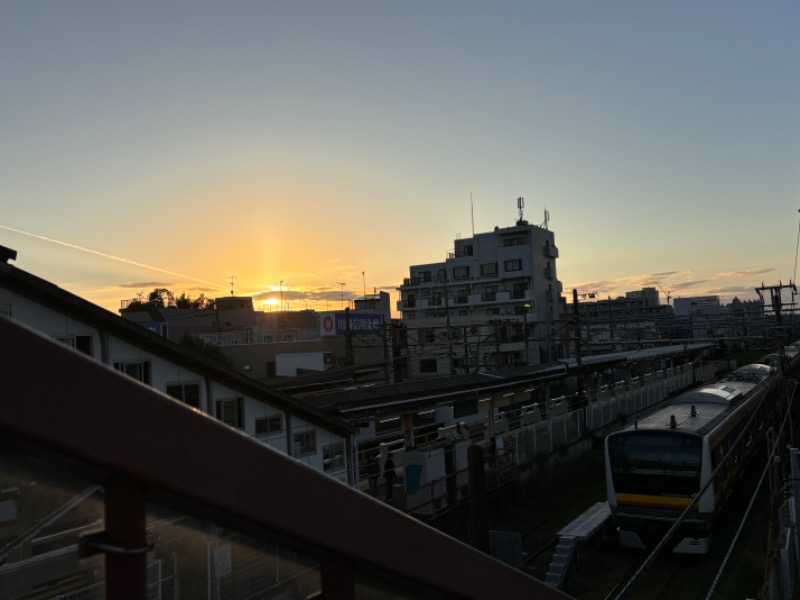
[443,274,454,375]
[523,303,531,366]
[337,282,346,309]
[573,289,584,402]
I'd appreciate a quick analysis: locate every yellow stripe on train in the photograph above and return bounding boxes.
[616,493,699,511]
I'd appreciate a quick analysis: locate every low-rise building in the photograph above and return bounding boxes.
[0,246,356,484]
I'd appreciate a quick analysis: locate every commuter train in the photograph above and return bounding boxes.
[604,344,800,554]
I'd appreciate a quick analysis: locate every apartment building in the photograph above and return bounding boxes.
[397,214,565,379]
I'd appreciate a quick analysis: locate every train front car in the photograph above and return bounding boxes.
[605,362,777,555]
[605,407,717,554]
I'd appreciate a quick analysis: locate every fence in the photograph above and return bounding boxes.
[370,361,717,518]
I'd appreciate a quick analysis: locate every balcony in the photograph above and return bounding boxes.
[544,243,559,259]
[0,317,567,600]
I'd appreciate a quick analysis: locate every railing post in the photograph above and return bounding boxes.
[317,552,355,599]
[105,481,148,600]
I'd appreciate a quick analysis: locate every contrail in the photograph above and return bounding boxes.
[0,224,225,290]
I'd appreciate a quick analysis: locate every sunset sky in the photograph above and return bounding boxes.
[2,2,799,316]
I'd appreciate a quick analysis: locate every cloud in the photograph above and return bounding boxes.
[0,224,225,290]
[712,268,774,280]
[117,281,175,289]
[672,280,708,290]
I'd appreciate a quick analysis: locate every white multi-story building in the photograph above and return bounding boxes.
[673,295,721,317]
[397,214,565,379]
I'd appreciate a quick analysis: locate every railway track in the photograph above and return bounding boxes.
[500,437,779,599]
[554,450,775,599]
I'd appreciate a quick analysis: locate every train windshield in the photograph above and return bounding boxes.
[608,432,702,497]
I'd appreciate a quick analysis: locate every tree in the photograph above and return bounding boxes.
[148,288,175,307]
[123,289,216,312]
[175,293,215,310]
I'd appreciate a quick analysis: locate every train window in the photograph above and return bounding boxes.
[608,432,702,496]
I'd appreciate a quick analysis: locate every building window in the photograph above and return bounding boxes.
[406,294,416,308]
[486,308,501,316]
[166,382,201,409]
[255,414,283,436]
[114,360,151,384]
[482,285,498,302]
[512,282,528,299]
[419,271,432,282]
[453,266,470,280]
[503,237,527,246]
[216,397,244,428]
[419,358,438,373]
[463,244,473,256]
[437,269,447,282]
[54,335,93,357]
[504,259,522,272]
[293,431,316,457]
[455,290,469,304]
[323,442,345,472]
[481,263,498,276]
[431,292,442,306]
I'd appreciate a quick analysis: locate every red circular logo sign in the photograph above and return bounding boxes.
[323,316,334,332]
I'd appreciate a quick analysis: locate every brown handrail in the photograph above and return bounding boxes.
[0,317,570,599]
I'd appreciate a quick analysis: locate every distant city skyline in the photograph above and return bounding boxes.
[2,2,798,316]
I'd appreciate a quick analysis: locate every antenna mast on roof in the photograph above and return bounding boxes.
[517,196,525,225]
[470,191,475,236]
[229,275,236,296]
[541,205,549,230]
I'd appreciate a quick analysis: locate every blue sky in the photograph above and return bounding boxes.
[1,2,798,314]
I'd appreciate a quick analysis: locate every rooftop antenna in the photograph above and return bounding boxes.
[541,205,549,230]
[229,275,236,296]
[362,271,366,298]
[470,191,475,236]
[517,196,525,224]
[793,209,800,287]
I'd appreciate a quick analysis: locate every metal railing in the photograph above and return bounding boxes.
[0,317,570,600]
[351,362,711,518]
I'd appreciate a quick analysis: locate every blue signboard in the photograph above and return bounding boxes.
[319,312,382,337]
